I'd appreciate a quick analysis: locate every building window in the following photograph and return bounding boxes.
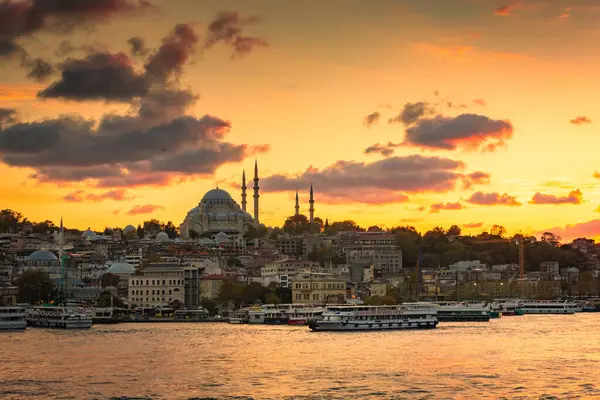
[162,290,165,295]
[295,294,301,300]
[162,280,165,285]
[303,293,310,300]
[152,280,155,285]
[169,290,172,295]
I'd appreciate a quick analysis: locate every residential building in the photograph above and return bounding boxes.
[128,262,184,308]
[540,261,560,276]
[260,259,321,287]
[291,272,347,304]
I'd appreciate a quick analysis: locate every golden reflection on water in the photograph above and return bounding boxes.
[2,315,600,399]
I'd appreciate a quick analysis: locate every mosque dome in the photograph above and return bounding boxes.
[202,188,232,202]
[107,262,135,274]
[215,231,228,245]
[82,229,96,238]
[28,250,58,261]
[155,232,170,242]
[123,224,136,233]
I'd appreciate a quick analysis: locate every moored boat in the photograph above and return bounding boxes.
[287,306,324,325]
[27,305,93,329]
[0,306,27,331]
[229,309,249,324]
[308,304,438,332]
[520,300,578,314]
[435,301,491,322]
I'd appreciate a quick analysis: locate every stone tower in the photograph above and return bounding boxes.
[241,169,247,212]
[295,189,300,216]
[253,160,260,223]
[309,183,315,224]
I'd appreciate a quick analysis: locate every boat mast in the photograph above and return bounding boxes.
[59,217,67,306]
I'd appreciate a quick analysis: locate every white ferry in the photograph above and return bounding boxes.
[0,306,27,331]
[308,304,438,332]
[229,309,250,324]
[27,306,93,329]
[434,301,491,321]
[287,306,324,325]
[248,304,289,324]
[520,300,578,314]
[492,299,525,316]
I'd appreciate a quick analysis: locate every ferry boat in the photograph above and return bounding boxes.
[492,300,524,316]
[435,301,491,322]
[247,304,290,324]
[91,307,130,324]
[0,306,27,331]
[229,309,250,324]
[287,306,324,325]
[27,306,93,329]
[308,304,438,332]
[520,300,578,314]
[581,300,600,312]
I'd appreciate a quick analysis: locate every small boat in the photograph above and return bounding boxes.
[581,301,600,312]
[91,307,130,324]
[27,305,93,329]
[308,303,438,332]
[0,306,27,331]
[493,300,525,316]
[435,301,491,322]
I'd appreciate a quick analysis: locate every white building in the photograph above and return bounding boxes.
[449,260,487,271]
[128,263,184,308]
[260,259,321,287]
[540,261,560,276]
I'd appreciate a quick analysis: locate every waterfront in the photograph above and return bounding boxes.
[2,315,600,399]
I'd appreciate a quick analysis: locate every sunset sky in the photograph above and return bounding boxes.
[1,0,600,240]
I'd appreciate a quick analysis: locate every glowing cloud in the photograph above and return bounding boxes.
[529,189,583,205]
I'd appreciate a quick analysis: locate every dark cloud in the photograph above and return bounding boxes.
[467,191,521,206]
[389,101,435,126]
[21,57,54,82]
[204,11,268,57]
[63,188,133,202]
[363,112,380,127]
[261,155,488,205]
[127,36,148,56]
[127,204,164,215]
[529,189,583,205]
[144,23,198,82]
[404,113,514,152]
[570,116,592,125]
[462,171,491,189]
[430,202,463,213]
[0,108,18,127]
[0,0,149,78]
[446,101,467,109]
[364,142,400,157]
[463,222,483,228]
[38,52,150,101]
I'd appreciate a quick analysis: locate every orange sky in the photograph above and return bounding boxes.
[1,0,600,241]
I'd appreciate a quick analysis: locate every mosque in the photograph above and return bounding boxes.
[179,161,316,240]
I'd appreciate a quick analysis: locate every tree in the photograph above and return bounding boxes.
[241,282,268,305]
[217,280,244,308]
[265,292,281,305]
[380,295,397,305]
[97,291,126,307]
[136,224,144,239]
[100,273,120,288]
[245,224,268,239]
[143,219,162,235]
[201,297,218,315]
[17,269,53,304]
[32,220,56,234]
[227,257,243,267]
[490,225,506,238]
[310,217,324,233]
[325,220,362,234]
[0,209,23,233]
[540,232,561,247]
[283,214,311,235]
[368,225,384,232]
[169,299,183,311]
[163,221,178,239]
[189,229,199,239]
[308,247,345,266]
[274,286,292,303]
[447,225,461,237]
[103,227,113,236]
[364,295,383,305]
[394,228,421,267]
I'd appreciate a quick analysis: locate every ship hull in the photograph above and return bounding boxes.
[437,314,490,322]
[0,321,27,330]
[27,319,92,329]
[309,319,438,332]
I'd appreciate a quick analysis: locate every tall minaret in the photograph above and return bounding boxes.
[241,170,247,212]
[309,182,315,223]
[253,159,260,223]
[295,189,300,216]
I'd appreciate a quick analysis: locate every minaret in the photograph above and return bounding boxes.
[309,182,315,224]
[295,189,300,216]
[241,170,247,212]
[253,159,260,223]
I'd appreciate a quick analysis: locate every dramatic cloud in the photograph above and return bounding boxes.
[38,52,150,101]
[261,155,489,205]
[204,11,269,57]
[127,204,164,215]
[570,116,592,125]
[464,222,483,228]
[537,220,600,241]
[127,36,148,57]
[144,23,198,82]
[0,0,149,79]
[430,202,463,213]
[467,191,521,206]
[0,108,18,126]
[63,189,133,202]
[364,142,400,157]
[389,102,435,126]
[363,112,380,127]
[529,189,583,205]
[404,113,514,152]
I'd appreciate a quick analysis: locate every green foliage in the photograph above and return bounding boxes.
[97,291,126,308]
[143,219,162,235]
[265,292,281,304]
[201,297,218,315]
[307,247,346,266]
[245,224,268,239]
[227,257,243,267]
[283,214,311,235]
[364,295,396,305]
[324,220,363,235]
[136,224,145,238]
[163,221,178,239]
[169,299,183,310]
[17,269,53,304]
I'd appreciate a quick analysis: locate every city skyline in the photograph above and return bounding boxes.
[2,0,600,240]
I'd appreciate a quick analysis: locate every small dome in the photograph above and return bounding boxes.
[202,188,232,202]
[28,250,58,261]
[82,229,96,237]
[107,262,135,274]
[215,232,228,245]
[155,232,170,242]
[123,224,136,233]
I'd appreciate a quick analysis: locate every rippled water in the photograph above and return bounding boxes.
[2,314,600,399]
